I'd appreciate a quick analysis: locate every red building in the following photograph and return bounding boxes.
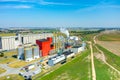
[36,37,53,57]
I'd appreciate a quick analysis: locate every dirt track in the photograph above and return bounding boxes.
[89,42,96,80]
[97,41,120,56]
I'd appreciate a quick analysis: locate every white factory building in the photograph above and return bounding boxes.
[0,36,19,51]
[21,33,52,44]
[0,33,53,51]
[71,42,86,53]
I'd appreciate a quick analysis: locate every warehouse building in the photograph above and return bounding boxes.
[0,36,21,51]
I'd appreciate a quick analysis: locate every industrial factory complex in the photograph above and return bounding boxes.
[0,33,53,51]
[0,28,86,79]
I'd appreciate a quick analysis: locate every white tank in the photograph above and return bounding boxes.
[18,46,24,60]
[24,47,33,62]
[33,45,40,59]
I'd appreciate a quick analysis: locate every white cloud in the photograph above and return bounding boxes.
[76,0,120,12]
[13,5,32,8]
[0,0,19,2]
[39,0,72,5]
[77,4,120,12]
[0,5,32,9]
[0,0,35,2]
[0,0,72,6]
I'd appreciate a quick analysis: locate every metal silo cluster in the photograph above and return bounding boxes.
[17,44,40,62]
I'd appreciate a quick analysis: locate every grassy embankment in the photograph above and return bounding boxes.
[96,31,120,71]
[94,57,120,80]
[96,44,120,71]
[92,42,111,80]
[34,49,92,80]
[94,44,120,80]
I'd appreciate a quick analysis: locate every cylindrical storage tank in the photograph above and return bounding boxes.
[18,46,24,60]
[24,47,33,62]
[33,45,40,59]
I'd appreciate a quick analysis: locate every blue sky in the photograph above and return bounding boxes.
[0,0,120,28]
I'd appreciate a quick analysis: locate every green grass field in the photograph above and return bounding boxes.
[3,50,17,57]
[0,58,17,64]
[96,44,120,71]
[82,33,97,41]
[34,49,92,80]
[0,74,24,80]
[0,50,18,64]
[94,57,120,80]
[94,58,111,80]
[98,32,120,41]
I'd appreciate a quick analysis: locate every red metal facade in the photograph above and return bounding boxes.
[36,37,53,57]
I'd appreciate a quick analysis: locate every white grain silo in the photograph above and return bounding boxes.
[32,45,40,59]
[18,45,24,60]
[24,47,33,62]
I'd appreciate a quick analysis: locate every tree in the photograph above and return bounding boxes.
[0,52,4,57]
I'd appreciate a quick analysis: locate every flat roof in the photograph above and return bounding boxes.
[62,51,73,55]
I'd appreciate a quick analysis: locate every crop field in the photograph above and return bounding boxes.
[34,49,92,80]
[97,41,120,56]
[96,44,120,71]
[0,67,6,74]
[97,30,120,56]
[0,74,24,80]
[98,31,120,41]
